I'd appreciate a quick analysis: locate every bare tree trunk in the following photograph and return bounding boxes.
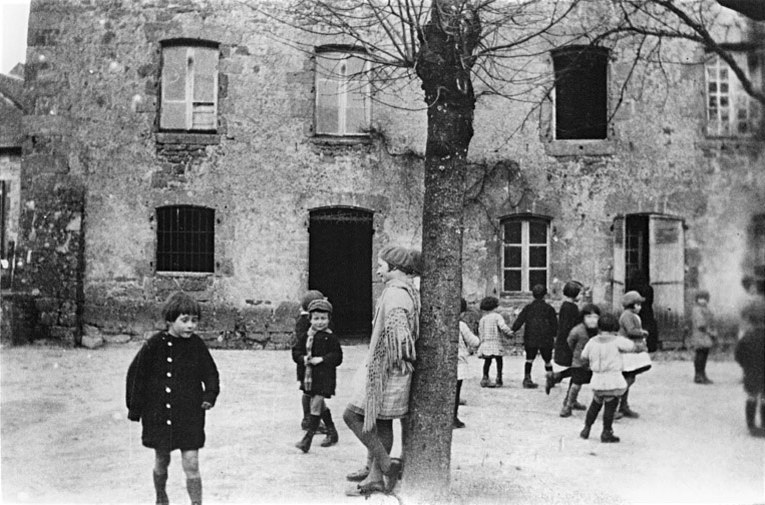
[402,2,478,501]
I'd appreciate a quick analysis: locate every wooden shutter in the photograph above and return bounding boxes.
[612,216,626,312]
[649,215,685,337]
[191,46,218,130]
[161,46,189,130]
[345,56,368,134]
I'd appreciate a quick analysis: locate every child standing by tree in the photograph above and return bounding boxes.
[293,299,343,452]
[690,290,716,384]
[734,298,765,437]
[547,281,583,394]
[512,284,558,389]
[126,292,220,505]
[477,296,513,388]
[456,298,480,427]
[580,312,646,443]
[292,290,328,432]
[617,291,652,418]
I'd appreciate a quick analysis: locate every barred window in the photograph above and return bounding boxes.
[160,41,219,132]
[706,53,761,137]
[552,46,609,140]
[501,216,551,292]
[315,48,370,136]
[156,205,214,273]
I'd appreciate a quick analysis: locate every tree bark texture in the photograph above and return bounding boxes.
[402,2,478,502]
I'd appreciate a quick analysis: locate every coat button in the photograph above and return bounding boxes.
[166,420,172,425]
[167,357,173,363]
[166,403,171,409]
[168,341,173,346]
[165,387,171,393]
[166,372,172,378]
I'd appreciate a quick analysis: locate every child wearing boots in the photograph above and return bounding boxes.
[579,312,646,443]
[456,298,480,427]
[477,296,513,388]
[511,284,558,389]
[734,298,765,437]
[293,299,343,452]
[690,290,716,384]
[547,281,584,394]
[126,292,220,505]
[559,304,600,417]
[292,290,328,433]
[617,291,652,418]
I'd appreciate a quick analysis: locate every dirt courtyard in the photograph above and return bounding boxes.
[1,343,764,505]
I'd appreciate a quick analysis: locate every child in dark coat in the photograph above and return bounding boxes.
[293,299,343,452]
[126,292,220,505]
[734,298,765,437]
[293,290,327,432]
[547,281,583,395]
[512,284,558,389]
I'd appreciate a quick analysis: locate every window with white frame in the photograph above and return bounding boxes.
[501,216,551,292]
[160,41,219,132]
[315,48,370,136]
[706,53,761,137]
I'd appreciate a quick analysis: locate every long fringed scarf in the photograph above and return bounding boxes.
[363,279,420,433]
[303,328,316,392]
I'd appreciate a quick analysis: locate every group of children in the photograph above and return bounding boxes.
[123,273,765,503]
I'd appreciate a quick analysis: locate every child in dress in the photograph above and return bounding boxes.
[126,292,220,505]
[559,303,600,418]
[511,284,558,389]
[617,291,652,418]
[292,290,328,431]
[734,298,765,437]
[294,299,343,452]
[477,296,513,388]
[456,298,480,428]
[547,281,583,394]
[690,290,716,384]
[579,312,646,443]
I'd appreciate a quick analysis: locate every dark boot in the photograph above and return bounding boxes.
[545,371,556,395]
[320,409,339,447]
[186,477,202,505]
[559,384,573,418]
[601,399,620,443]
[495,372,503,388]
[301,394,311,430]
[745,399,761,436]
[619,390,639,418]
[296,415,320,452]
[580,400,603,439]
[570,384,586,410]
[153,471,169,505]
[480,375,495,388]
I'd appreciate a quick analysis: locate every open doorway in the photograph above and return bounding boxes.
[308,207,373,339]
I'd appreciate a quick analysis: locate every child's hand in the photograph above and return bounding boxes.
[309,357,324,365]
[641,329,649,337]
[201,401,213,410]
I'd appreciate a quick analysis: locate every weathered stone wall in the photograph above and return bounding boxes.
[15,0,763,348]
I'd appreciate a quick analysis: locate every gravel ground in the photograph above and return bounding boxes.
[1,343,763,505]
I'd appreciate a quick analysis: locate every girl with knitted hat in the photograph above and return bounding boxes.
[343,245,420,496]
[617,290,653,419]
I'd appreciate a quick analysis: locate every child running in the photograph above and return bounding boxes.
[477,296,513,388]
[126,292,220,505]
[293,299,343,452]
[579,312,646,443]
[511,284,558,389]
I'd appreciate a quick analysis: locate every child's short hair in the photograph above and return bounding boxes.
[460,298,467,313]
[597,312,619,332]
[580,303,601,316]
[301,290,325,311]
[307,299,333,314]
[162,292,201,322]
[532,284,547,299]
[563,281,583,298]
[479,296,499,311]
[695,289,710,302]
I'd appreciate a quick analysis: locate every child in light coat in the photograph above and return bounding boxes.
[690,290,716,384]
[455,298,480,428]
[477,296,514,388]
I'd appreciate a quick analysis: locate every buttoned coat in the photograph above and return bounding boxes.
[511,299,558,348]
[126,331,220,451]
[291,328,343,398]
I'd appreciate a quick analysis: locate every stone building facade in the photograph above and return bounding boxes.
[7,0,764,348]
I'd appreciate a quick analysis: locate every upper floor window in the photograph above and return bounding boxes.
[156,205,214,273]
[314,47,370,136]
[706,53,761,137]
[501,215,551,293]
[160,41,219,132]
[552,46,609,140]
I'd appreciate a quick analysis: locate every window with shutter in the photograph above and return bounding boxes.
[501,215,551,293]
[160,42,219,132]
[552,46,609,140]
[315,49,370,136]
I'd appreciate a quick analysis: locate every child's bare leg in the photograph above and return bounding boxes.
[181,450,202,505]
[153,450,171,505]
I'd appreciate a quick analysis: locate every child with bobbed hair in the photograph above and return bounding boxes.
[547,281,584,395]
[477,296,514,388]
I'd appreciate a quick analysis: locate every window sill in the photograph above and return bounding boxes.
[545,139,616,157]
[156,132,221,145]
[310,135,372,146]
[155,271,214,277]
[697,137,762,152]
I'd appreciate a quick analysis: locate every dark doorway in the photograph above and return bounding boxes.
[308,208,373,339]
[625,214,650,282]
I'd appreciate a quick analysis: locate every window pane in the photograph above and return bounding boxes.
[529,270,547,289]
[529,246,547,267]
[504,246,521,268]
[163,46,187,101]
[553,47,608,139]
[504,270,521,292]
[193,47,218,103]
[346,84,368,134]
[529,221,547,244]
[157,206,214,273]
[504,221,521,244]
[316,78,340,134]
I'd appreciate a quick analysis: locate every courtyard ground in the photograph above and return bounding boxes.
[1,343,763,505]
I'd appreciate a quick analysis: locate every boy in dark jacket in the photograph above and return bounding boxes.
[293,299,343,452]
[734,298,765,437]
[293,290,327,432]
[512,284,558,389]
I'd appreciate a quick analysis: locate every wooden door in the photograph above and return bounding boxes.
[611,216,626,312]
[649,215,685,345]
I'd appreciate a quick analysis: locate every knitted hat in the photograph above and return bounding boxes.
[407,248,423,276]
[307,299,333,314]
[379,245,419,275]
[621,290,645,307]
[300,290,325,311]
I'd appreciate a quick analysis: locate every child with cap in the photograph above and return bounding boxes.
[477,296,514,388]
[126,292,220,505]
[511,284,558,389]
[617,290,652,419]
[292,290,329,432]
[690,290,716,384]
[547,280,584,394]
[579,312,647,443]
[294,298,343,452]
[734,298,765,437]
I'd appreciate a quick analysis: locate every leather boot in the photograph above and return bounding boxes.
[580,400,603,439]
[320,409,339,447]
[495,372,503,388]
[186,477,202,505]
[153,471,169,505]
[296,415,320,452]
[601,398,620,442]
[559,386,573,418]
[523,375,538,389]
[618,390,639,418]
[570,383,586,410]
